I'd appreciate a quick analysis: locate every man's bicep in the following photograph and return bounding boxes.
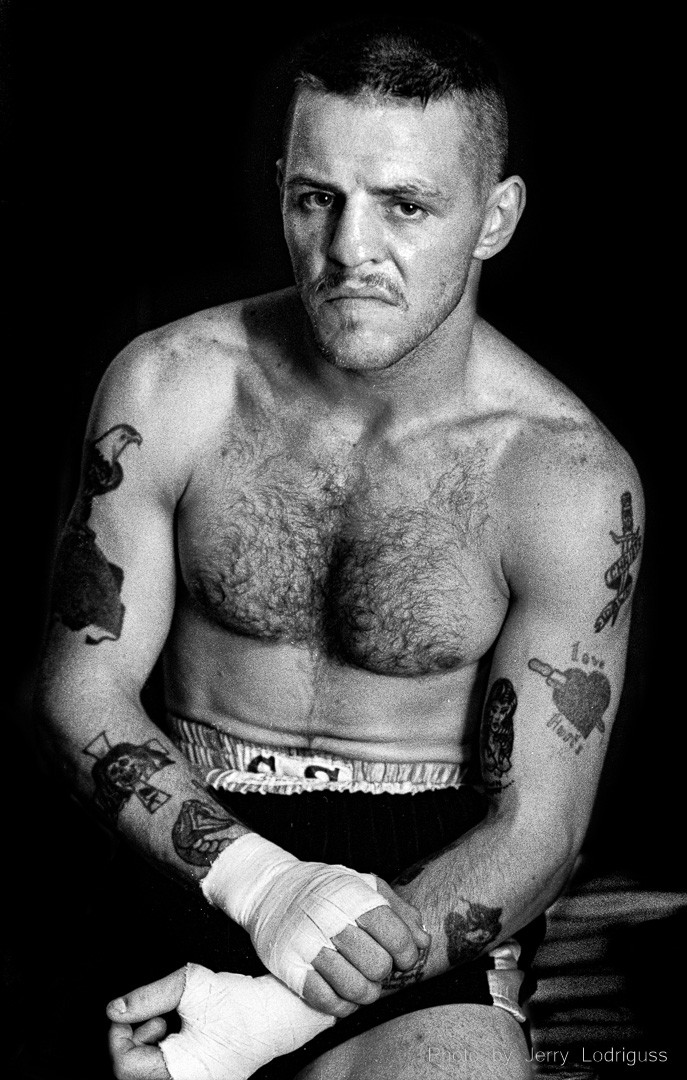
[45,408,177,692]
[482,473,644,850]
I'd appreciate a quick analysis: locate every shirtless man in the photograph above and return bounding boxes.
[37,18,643,1080]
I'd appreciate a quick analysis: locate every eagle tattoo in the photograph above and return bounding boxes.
[52,424,142,643]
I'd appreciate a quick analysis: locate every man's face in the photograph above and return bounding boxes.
[280,90,488,373]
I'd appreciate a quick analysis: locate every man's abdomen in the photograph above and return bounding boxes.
[162,605,492,764]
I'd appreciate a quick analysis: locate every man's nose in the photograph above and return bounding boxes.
[328,200,382,268]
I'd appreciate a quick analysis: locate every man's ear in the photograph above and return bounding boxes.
[473,176,526,261]
[276,159,285,209]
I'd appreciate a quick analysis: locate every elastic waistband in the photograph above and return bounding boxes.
[169,715,470,795]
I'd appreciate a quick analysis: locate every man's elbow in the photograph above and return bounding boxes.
[500,803,586,911]
[32,668,76,774]
[537,813,587,909]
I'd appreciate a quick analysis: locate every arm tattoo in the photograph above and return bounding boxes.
[529,655,611,753]
[444,899,502,966]
[51,423,142,643]
[172,798,242,867]
[381,944,430,990]
[480,678,516,795]
[83,732,173,822]
[595,490,642,632]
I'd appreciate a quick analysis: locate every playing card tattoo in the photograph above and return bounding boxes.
[480,678,516,795]
[595,491,642,632]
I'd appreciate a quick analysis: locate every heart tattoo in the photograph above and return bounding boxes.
[528,658,611,738]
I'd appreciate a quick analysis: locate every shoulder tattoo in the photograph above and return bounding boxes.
[595,490,641,632]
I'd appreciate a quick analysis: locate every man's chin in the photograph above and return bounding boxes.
[309,315,407,373]
[315,332,402,373]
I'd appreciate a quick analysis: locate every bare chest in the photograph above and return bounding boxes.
[177,421,507,676]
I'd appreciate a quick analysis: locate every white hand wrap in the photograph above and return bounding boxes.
[160,963,334,1080]
[200,833,389,996]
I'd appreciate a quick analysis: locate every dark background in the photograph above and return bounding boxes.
[2,1,679,1075]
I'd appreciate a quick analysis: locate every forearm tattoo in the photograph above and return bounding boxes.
[172,797,242,867]
[381,943,430,990]
[51,423,142,643]
[595,490,642,632]
[444,899,503,966]
[480,678,516,795]
[84,731,173,822]
[529,651,611,754]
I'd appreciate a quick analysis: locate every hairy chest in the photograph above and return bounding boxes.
[177,423,507,676]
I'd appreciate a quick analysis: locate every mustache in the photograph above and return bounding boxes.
[309,270,407,309]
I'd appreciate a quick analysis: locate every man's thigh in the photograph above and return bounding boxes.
[294,1004,533,1080]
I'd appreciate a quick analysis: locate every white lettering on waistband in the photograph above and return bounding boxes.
[245,750,354,783]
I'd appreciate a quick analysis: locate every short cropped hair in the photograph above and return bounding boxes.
[283,19,509,198]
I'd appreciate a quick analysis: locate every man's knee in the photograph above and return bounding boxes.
[295,1004,533,1080]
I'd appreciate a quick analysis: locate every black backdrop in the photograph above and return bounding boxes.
[2,1,680,1074]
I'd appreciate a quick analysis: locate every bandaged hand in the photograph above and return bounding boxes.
[200,834,429,1015]
[107,963,335,1080]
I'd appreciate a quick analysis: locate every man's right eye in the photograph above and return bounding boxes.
[300,191,336,210]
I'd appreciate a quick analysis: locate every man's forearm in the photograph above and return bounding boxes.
[386,806,576,986]
[36,677,251,885]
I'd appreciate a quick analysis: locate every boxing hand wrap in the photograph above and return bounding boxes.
[160,964,335,1080]
[200,833,389,996]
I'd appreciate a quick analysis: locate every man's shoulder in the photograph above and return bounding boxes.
[103,289,298,404]
[88,290,300,493]
[475,322,642,528]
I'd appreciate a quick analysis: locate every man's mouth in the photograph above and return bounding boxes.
[311,275,407,310]
[322,286,398,305]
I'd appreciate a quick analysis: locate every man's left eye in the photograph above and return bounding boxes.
[394,202,425,218]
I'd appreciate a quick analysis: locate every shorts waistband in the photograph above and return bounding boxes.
[169,715,470,795]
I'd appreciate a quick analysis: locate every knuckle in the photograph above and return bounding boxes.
[345,984,372,1004]
[397,941,419,967]
[357,981,382,1005]
[304,977,349,1018]
[365,954,393,982]
[337,967,382,1004]
[325,994,353,1017]
[385,920,413,954]
[305,987,330,1013]
[333,999,359,1018]
[330,925,357,951]
[391,936,418,967]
